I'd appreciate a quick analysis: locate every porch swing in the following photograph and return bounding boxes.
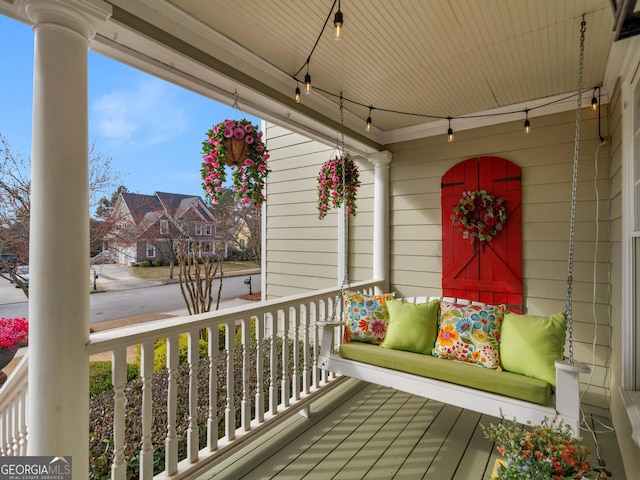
[317,21,592,436]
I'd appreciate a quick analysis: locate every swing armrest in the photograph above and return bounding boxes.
[317,321,346,360]
[554,360,590,434]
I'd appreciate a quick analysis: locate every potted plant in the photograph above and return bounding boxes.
[317,155,361,219]
[0,317,28,370]
[483,417,606,479]
[201,119,270,208]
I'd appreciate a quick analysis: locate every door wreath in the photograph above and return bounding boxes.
[451,190,507,250]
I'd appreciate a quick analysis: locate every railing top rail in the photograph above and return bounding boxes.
[0,351,28,409]
[87,279,383,356]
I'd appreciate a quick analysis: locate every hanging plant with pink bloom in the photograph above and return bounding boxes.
[201,119,270,207]
[317,155,361,220]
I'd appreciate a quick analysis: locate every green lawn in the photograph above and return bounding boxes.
[129,260,259,281]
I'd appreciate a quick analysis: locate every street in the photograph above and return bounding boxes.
[0,273,261,323]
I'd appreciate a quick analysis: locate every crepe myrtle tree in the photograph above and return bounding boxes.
[0,133,121,297]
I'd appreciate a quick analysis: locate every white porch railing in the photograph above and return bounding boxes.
[0,279,381,479]
[0,352,28,456]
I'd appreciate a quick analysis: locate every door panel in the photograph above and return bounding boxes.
[441,157,522,311]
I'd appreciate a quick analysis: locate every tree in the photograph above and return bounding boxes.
[210,188,262,266]
[0,133,122,295]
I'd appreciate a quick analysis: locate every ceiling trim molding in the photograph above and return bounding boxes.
[382,89,608,145]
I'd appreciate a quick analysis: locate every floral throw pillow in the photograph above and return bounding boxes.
[432,301,506,370]
[343,291,394,344]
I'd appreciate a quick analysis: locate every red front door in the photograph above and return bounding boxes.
[441,156,522,311]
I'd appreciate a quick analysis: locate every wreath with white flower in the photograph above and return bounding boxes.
[201,119,270,208]
[451,190,507,246]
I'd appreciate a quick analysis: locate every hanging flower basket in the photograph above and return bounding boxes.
[201,119,270,208]
[451,190,507,247]
[317,155,361,220]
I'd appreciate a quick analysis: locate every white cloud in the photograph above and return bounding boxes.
[92,78,189,149]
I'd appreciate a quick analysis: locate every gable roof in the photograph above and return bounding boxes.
[119,191,214,229]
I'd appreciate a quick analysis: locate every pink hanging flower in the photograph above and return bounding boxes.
[201,118,271,207]
[316,154,361,220]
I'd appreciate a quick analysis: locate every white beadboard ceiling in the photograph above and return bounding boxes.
[159,0,613,134]
[0,0,611,151]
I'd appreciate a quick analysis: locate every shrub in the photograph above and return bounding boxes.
[89,336,309,480]
[139,260,151,268]
[152,259,164,267]
[89,361,140,396]
[150,334,209,373]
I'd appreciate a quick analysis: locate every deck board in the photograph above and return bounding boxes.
[200,379,628,480]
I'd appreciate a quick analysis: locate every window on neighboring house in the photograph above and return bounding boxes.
[119,222,128,229]
[160,219,169,234]
[195,224,213,236]
[146,243,156,258]
[239,238,246,248]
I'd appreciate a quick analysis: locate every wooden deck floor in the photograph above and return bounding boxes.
[200,378,627,480]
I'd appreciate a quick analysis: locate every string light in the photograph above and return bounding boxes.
[290,3,602,131]
[334,0,343,40]
[295,83,301,103]
[304,71,312,94]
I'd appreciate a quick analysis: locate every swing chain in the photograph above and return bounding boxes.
[566,17,586,364]
[331,94,350,323]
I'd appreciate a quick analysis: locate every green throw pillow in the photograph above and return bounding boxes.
[499,311,566,386]
[381,298,440,354]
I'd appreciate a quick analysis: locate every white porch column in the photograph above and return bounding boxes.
[368,151,392,293]
[25,0,110,474]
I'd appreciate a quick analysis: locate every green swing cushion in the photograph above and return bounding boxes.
[499,311,566,386]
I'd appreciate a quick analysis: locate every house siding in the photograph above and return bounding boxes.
[266,106,613,412]
[264,123,374,298]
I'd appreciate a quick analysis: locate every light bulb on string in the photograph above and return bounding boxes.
[366,107,372,132]
[524,109,531,134]
[334,1,343,40]
[295,83,301,103]
[304,72,312,94]
[591,87,598,111]
[447,117,454,143]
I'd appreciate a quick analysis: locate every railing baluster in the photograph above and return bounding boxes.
[269,312,277,414]
[207,325,219,452]
[111,347,126,480]
[10,402,17,456]
[188,329,199,463]
[225,321,235,441]
[292,307,300,401]
[0,407,5,455]
[18,387,26,456]
[281,309,289,408]
[241,318,251,431]
[140,340,154,478]
[302,303,310,395]
[255,314,264,423]
[165,334,179,475]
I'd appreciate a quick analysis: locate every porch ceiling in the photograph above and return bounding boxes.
[2,0,616,153]
[169,0,613,131]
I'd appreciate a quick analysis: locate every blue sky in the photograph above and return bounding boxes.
[0,15,260,210]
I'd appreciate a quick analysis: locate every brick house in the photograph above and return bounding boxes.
[106,191,223,264]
